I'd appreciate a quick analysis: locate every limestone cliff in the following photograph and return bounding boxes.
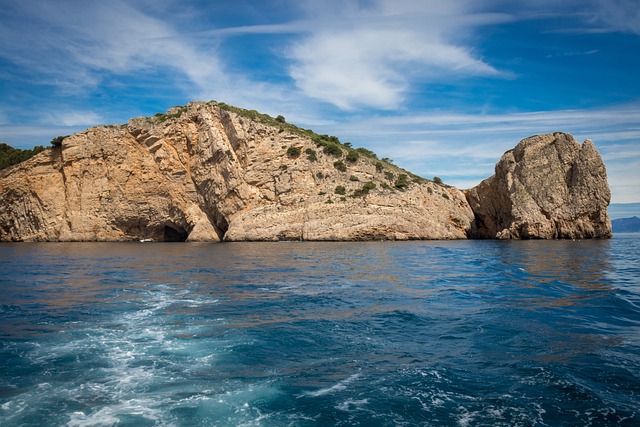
[0,102,473,241]
[465,132,612,239]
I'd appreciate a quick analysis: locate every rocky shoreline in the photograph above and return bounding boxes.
[0,101,611,242]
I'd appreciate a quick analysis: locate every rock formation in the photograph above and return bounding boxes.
[0,102,473,242]
[0,103,612,242]
[465,132,612,239]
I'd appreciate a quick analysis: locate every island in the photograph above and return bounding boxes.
[0,101,612,242]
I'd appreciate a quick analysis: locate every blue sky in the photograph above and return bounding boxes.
[1,0,639,204]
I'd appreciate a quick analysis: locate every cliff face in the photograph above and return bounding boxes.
[0,102,473,241]
[465,132,612,239]
[0,104,612,242]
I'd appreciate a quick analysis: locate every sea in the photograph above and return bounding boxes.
[0,235,639,426]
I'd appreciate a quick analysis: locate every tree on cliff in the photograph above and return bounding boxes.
[50,136,68,147]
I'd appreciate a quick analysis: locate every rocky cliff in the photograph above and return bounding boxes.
[465,132,612,239]
[0,103,612,242]
[0,101,474,242]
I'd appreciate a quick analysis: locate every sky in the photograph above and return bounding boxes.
[1,0,639,204]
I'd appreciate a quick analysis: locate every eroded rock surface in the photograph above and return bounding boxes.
[0,104,612,242]
[0,102,473,241]
[465,132,612,239]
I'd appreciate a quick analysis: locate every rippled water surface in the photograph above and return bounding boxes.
[1,236,639,426]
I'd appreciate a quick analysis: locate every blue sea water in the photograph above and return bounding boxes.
[0,236,639,426]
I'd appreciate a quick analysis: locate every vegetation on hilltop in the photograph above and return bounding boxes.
[123,101,443,198]
[0,143,47,170]
[208,100,438,192]
[50,135,69,147]
[153,105,189,123]
[2,100,444,201]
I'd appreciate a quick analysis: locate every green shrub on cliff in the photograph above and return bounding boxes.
[323,143,343,157]
[351,181,376,198]
[333,160,347,172]
[356,147,378,159]
[395,173,409,189]
[305,148,317,162]
[153,106,187,123]
[287,146,301,158]
[345,150,360,162]
[50,135,68,147]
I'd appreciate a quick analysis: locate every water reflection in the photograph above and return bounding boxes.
[492,239,614,306]
[515,239,611,287]
[483,239,625,365]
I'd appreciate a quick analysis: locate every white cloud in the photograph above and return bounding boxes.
[41,111,104,127]
[287,0,509,110]
[0,1,292,122]
[505,0,640,35]
[546,49,599,58]
[0,1,227,93]
[197,22,310,37]
[591,0,640,35]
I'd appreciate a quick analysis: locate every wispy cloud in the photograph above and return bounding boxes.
[304,102,640,201]
[1,0,310,124]
[518,0,640,35]
[590,0,640,35]
[0,1,230,95]
[328,103,640,146]
[195,22,310,37]
[0,2,236,126]
[546,49,599,58]
[287,0,510,110]
[41,111,104,127]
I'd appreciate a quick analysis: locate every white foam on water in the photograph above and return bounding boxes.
[196,353,215,362]
[168,381,282,425]
[456,406,475,427]
[336,398,369,412]
[235,411,271,427]
[454,401,546,427]
[66,398,173,427]
[3,284,249,426]
[179,298,219,308]
[411,392,448,410]
[0,399,27,421]
[67,410,120,427]
[392,367,458,411]
[302,373,362,397]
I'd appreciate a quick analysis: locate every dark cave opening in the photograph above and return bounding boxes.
[163,225,188,242]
